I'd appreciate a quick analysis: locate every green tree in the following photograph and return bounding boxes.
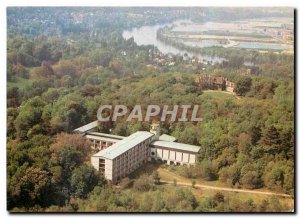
[70,164,103,198]
[240,171,262,189]
[235,77,252,96]
[9,167,51,208]
[133,175,152,192]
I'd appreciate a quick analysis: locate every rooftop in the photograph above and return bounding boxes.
[85,134,122,143]
[87,132,125,140]
[159,134,177,142]
[74,120,98,133]
[93,131,154,159]
[151,140,200,153]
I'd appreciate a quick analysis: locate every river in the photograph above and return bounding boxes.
[122,23,226,65]
[122,19,291,65]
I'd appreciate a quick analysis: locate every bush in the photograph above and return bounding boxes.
[133,175,152,192]
[240,171,262,189]
[119,177,133,189]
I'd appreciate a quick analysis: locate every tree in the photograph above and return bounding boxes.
[234,77,252,96]
[249,126,261,146]
[53,60,77,78]
[50,96,88,132]
[14,97,46,139]
[213,192,225,203]
[90,50,112,67]
[34,44,52,62]
[80,84,101,97]
[30,64,54,80]
[54,145,84,176]
[200,160,218,181]
[133,175,152,192]
[70,164,103,198]
[9,167,51,208]
[11,64,29,78]
[164,188,198,211]
[240,171,262,189]
[261,126,281,146]
[50,133,92,160]
[219,164,240,186]
[228,55,244,68]
[263,163,285,191]
[7,86,20,108]
[259,126,281,155]
[118,177,133,189]
[109,60,123,74]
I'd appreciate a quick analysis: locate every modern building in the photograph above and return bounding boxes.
[149,140,200,165]
[75,122,201,183]
[91,131,155,183]
[85,132,126,150]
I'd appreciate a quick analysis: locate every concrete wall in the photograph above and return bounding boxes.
[182,153,189,163]
[150,147,198,165]
[226,86,234,93]
[105,159,113,181]
[97,137,152,183]
[157,148,163,159]
[189,154,196,164]
[163,149,169,159]
[91,156,100,170]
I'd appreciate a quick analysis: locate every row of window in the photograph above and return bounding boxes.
[112,139,151,179]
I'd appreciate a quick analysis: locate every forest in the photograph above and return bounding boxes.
[7,8,294,212]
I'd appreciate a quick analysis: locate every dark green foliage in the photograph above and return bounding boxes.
[235,77,252,96]
[70,164,103,198]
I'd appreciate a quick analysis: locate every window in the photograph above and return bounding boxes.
[151,152,155,156]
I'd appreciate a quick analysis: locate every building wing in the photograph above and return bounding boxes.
[93,131,154,159]
[151,140,200,153]
[73,120,98,134]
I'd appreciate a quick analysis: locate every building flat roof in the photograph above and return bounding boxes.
[74,120,98,133]
[93,131,154,159]
[151,140,200,153]
[159,134,177,142]
[87,132,125,140]
[85,134,121,143]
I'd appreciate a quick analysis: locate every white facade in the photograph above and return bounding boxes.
[149,140,200,165]
[91,131,155,183]
[81,123,201,184]
[149,146,199,165]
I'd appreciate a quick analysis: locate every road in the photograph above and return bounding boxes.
[160,180,291,198]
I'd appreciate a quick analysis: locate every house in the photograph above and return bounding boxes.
[195,74,236,93]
